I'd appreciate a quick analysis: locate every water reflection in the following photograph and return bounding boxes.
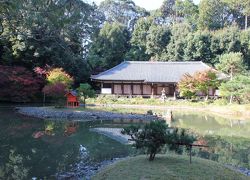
[0,108,131,179]
[1,107,250,179]
[64,122,79,136]
[172,112,250,169]
[0,150,29,180]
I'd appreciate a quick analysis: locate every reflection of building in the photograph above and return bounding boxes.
[65,91,79,108]
[91,61,225,97]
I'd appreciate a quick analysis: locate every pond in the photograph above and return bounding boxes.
[172,112,250,170]
[0,106,250,179]
[0,106,132,179]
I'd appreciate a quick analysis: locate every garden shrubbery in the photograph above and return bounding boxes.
[122,121,196,161]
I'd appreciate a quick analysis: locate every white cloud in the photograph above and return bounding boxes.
[92,0,200,11]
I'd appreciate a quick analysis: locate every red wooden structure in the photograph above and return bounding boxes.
[65,91,79,108]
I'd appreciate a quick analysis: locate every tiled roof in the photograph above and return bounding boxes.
[91,61,216,83]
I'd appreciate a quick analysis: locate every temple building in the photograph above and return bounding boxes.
[91,61,224,97]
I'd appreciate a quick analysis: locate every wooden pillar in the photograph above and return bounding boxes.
[173,84,176,100]
[154,84,157,95]
[121,83,124,95]
[100,83,103,94]
[111,83,114,94]
[151,83,154,98]
[140,83,143,95]
[131,83,133,95]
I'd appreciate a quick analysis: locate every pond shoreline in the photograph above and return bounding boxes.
[16,106,161,121]
[88,127,250,177]
[15,106,250,177]
[90,103,250,120]
[90,128,131,144]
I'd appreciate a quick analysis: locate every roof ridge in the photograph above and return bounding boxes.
[91,61,128,79]
[126,61,204,64]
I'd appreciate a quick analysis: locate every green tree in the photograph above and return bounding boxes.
[98,0,148,31]
[216,52,246,79]
[146,25,171,60]
[222,0,244,28]
[216,52,247,103]
[0,0,99,83]
[198,0,227,30]
[88,22,129,72]
[126,17,153,61]
[184,30,212,62]
[122,121,196,161]
[240,0,250,30]
[166,23,191,61]
[77,83,95,108]
[160,0,176,23]
[210,26,241,64]
[219,74,250,104]
[175,0,199,27]
[240,29,250,66]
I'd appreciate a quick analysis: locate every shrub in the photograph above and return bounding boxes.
[0,65,44,102]
[46,68,73,88]
[219,74,250,104]
[178,70,219,99]
[77,83,95,107]
[122,121,196,161]
[42,83,67,107]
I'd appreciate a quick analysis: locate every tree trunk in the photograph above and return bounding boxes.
[43,92,46,107]
[149,152,156,161]
[83,97,86,108]
[229,67,233,104]
[205,95,208,101]
[229,95,233,104]
[245,15,248,30]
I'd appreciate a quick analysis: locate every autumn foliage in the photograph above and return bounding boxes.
[42,68,73,105]
[0,65,44,102]
[178,70,219,99]
[46,68,73,88]
[42,83,67,98]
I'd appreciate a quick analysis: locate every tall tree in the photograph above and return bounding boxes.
[216,52,246,79]
[0,0,100,84]
[184,30,212,62]
[126,17,153,61]
[216,52,247,103]
[219,74,250,104]
[210,26,241,64]
[146,25,171,61]
[166,23,191,61]
[160,0,177,23]
[242,0,250,29]
[240,29,250,66]
[175,0,199,27]
[88,22,129,72]
[98,0,148,31]
[198,0,228,30]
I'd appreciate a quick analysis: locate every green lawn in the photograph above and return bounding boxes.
[86,97,250,119]
[93,155,248,180]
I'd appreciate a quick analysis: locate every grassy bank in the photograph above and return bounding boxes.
[86,96,250,119]
[93,155,247,180]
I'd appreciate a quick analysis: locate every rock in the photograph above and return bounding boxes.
[17,106,162,122]
[32,131,44,138]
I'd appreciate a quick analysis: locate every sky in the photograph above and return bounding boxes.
[92,0,201,11]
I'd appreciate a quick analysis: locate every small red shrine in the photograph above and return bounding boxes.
[65,91,79,108]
